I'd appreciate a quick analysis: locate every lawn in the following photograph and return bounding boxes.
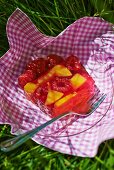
[0,0,114,169]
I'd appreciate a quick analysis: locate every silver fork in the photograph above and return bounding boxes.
[0,93,106,152]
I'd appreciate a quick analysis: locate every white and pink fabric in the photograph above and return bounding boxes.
[0,8,114,157]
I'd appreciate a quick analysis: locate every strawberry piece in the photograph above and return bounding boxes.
[25,70,37,79]
[18,70,37,88]
[33,83,48,103]
[46,54,64,69]
[50,77,73,94]
[18,75,30,88]
[65,55,82,72]
[26,58,46,76]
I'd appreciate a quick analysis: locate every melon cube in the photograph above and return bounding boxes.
[70,73,86,89]
[24,82,37,93]
[45,90,64,105]
[52,65,72,77]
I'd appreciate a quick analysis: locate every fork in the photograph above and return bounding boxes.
[0,93,106,152]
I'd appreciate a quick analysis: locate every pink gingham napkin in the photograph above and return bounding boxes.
[0,8,114,157]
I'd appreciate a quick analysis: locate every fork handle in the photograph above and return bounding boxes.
[0,112,70,152]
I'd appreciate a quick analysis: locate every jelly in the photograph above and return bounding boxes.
[18,55,95,117]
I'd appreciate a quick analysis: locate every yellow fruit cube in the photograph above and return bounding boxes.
[52,65,72,77]
[45,90,64,105]
[55,93,76,107]
[24,83,37,93]
[70,73,86,88]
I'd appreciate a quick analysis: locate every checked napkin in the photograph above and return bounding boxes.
[0,8,114,157]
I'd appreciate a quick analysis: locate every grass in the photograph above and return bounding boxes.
[0,0,114,169]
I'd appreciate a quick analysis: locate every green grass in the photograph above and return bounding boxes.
[0,0,114,169]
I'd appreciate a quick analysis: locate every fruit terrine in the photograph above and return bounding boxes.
[18,55,95,117]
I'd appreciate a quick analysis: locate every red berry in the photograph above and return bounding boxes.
[26,58,46,76]
[26,60,38,72]
[65,55,82,72]
[46,54,64,69]
[50,77,72,94]
[18,70,37,88]
[18,75,29,88]
[24,70,37,79]
[33,84,48,103]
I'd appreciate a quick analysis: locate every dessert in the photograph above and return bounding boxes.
[18,54,95,117]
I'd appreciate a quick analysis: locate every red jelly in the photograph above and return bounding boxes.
[18,55,95,117]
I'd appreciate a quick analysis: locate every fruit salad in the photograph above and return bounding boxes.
[18,54,95,117]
